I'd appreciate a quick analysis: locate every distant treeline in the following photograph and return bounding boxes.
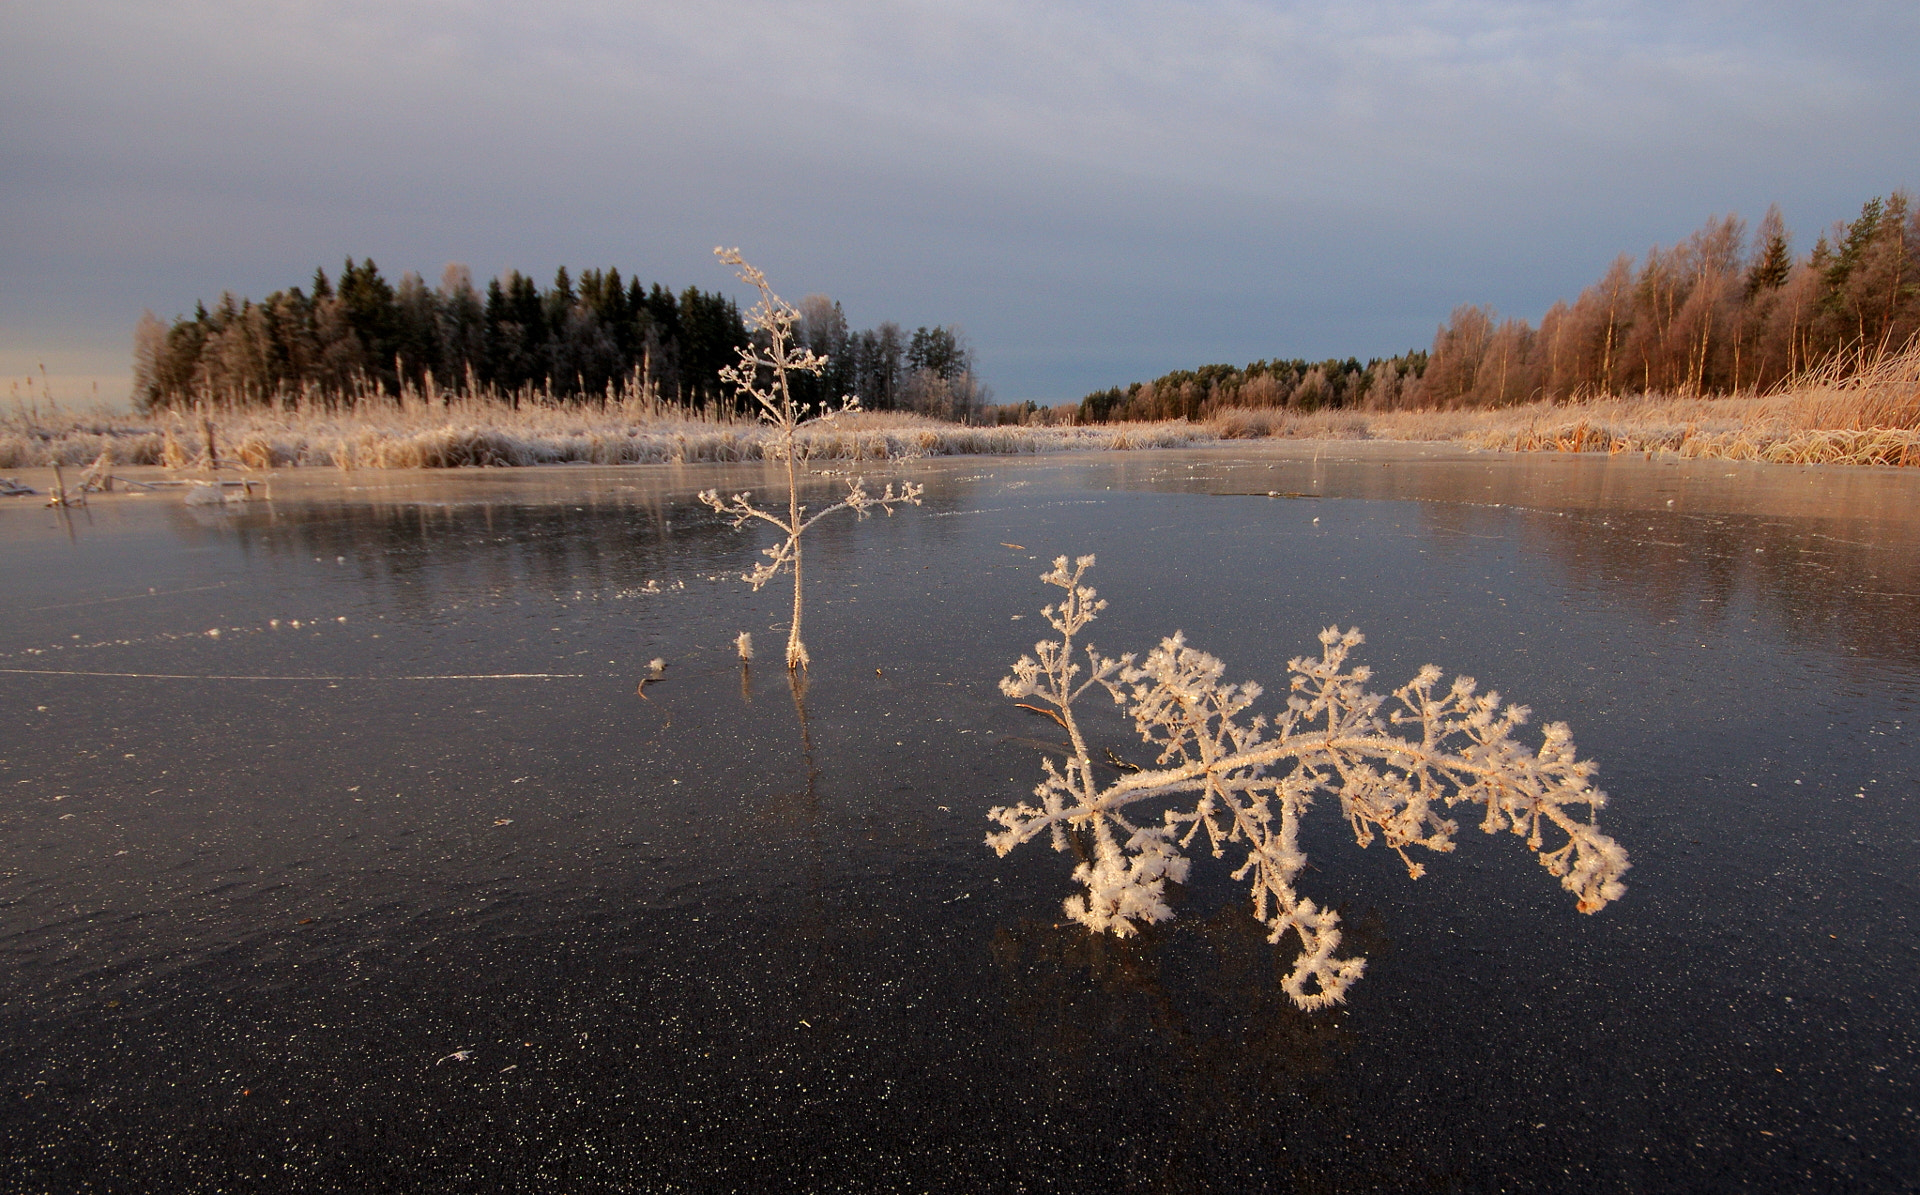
[133,261,986,417]
[1081,192,1919,422]
[1078,354,1429,423]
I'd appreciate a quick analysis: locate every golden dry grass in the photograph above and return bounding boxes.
[1205,338,1920,467]
[4,340,1916,471]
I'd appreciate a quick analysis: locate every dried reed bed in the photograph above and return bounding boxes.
[1208,340,1920,467]
[4,341,1915,470]
[0,390,1213,471]
[1463,340,1920,466]
[1219,392,1920,467]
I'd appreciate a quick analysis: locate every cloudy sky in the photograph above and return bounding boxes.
[4,0,1917,407]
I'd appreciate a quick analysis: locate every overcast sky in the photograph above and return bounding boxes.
[4,0,1917,407]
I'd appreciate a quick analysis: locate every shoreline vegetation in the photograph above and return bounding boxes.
[129,258,992,422]
[2,341,1915,473]
[7,189,1914,473]
[1076,193,1919,422]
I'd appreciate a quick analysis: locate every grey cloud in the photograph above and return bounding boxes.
[3,0,1916,402]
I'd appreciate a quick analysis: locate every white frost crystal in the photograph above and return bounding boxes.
[988,555,1629,1011]
[698,249,922,670]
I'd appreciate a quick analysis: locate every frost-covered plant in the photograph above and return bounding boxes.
[700,249,922,670]
[988,555,1630,1011]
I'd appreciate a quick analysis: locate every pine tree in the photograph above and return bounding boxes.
[1746,205,1793,295]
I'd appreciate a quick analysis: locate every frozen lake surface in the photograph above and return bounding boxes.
[2,445,1916,1191]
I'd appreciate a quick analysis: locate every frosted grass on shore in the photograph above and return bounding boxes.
[0,404,1213,471]
[1225,394,1920,467]
[4,341,1915,470]
[1213,341,1920,466]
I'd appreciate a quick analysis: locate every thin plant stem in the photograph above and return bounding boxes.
[698,249,922,670]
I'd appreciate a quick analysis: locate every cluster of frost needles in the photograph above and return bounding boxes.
[699,249,921,670]
[988,555,1630,1011]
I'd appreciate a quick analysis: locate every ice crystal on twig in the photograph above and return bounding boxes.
[988,555,1629,1011]
[699,250,922,669]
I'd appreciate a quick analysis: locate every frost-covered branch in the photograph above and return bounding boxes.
[989,555,1630,1011]
[698,249,922,669]
[699,478,924,596]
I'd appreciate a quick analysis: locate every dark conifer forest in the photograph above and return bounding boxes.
[133,261,983,418]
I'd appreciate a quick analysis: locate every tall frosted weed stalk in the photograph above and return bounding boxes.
[699,250,921,669]
[989,556,1630,1011]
